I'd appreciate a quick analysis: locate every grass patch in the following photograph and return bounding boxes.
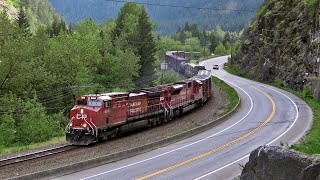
[212,76,239,115]
[224,63,262,82]
[189,60,198,64]
[7,0,20,8]
[189,55,219,65]
[225,64,320,154]
[271,84,320,154]
[0,136,65,156]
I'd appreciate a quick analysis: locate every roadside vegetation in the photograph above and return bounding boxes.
[212,76,239,115]
[225,64,320,154]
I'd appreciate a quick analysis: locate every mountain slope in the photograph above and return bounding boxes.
[48,0,263,35]
[0,0,18,19]
[23,0,62,32]
[235,0,320,97]
[0,0,62,33]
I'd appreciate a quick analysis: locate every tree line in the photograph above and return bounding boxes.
[49,0,263,35]
[156,22,242,62]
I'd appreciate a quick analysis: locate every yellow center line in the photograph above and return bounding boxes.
[136,86,276,180]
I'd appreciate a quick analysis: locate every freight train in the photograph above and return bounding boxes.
[165,51,206,77]
[65,51,211,145]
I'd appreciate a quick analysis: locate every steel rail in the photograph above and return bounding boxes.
[0,145,78,167]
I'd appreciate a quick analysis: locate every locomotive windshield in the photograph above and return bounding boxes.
[87,100,102,107]
[77,99,87,105]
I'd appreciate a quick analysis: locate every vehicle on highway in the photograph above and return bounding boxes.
[212,64,219,70]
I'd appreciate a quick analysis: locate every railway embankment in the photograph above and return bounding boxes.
[240,146,320,180]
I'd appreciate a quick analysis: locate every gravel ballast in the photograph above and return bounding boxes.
[0,84,230,179]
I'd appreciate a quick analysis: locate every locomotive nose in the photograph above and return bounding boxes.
[69,108,91,128]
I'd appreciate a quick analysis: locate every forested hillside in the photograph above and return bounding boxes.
[0,0,18,19]
[48,0,263,35]
[23,0,62,32]
[1,0,62,33]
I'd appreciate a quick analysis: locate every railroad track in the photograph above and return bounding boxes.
[0,145,78,167]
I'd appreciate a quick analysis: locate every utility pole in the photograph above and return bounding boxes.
[229,34,236,65]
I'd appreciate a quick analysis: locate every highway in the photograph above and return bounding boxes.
[55,56,312,180]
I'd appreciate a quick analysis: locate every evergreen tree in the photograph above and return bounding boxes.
[49,18,67,36]
[190,24,200,38]
[178,31,186,44]
[50,18,59,36]
[59,19,67,32]
[214,43,227,55]
[200,30,208,46]
[136,6,157,83]
[184,22,191,31]
[111,2,141,48]
[68,23,74,34]
[17,6,30,33]
[209,25,224,52]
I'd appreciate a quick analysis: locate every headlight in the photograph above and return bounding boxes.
[70,122,73,127]
[80,109,84,114]
[83,123,87,128]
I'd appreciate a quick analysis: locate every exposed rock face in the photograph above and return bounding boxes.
[235,0,320,98]
[240,146,320,180]
[0,0,18,20]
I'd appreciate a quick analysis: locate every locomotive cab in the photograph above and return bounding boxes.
[66,96,102,145]
[66,93,129,145]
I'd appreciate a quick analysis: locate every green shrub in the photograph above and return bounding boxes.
[0,113,16,147]
[303,0,319,17]
[303,85,313,98]
[303,0,318,6]
[0,94,64,146]
[273,79,283,88]
[154,72,178,85]
[214,43,228,55]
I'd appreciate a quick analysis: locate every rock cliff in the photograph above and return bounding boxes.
[0,0,18,19]
[240,146,320,180]
[235,0,320,98]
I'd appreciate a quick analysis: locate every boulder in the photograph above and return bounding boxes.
[240,146,320,180]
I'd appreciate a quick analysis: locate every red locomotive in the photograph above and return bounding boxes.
[65,70,212,145]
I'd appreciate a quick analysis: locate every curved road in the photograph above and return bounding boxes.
[56,56,312,180]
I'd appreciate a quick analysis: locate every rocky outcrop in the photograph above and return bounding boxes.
[0,0,18,20]
[240,146,320,180]
[235,0,320,98]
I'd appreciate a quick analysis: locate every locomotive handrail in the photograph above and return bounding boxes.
[83,118,96,137]
[164,101,173,117]
[90,118,98,137]
[65,117,75,133]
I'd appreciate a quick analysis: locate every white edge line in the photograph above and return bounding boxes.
[194,80,300,180]
[81,72,254,180]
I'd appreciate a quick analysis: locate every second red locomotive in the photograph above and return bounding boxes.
[65,70,212,145]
